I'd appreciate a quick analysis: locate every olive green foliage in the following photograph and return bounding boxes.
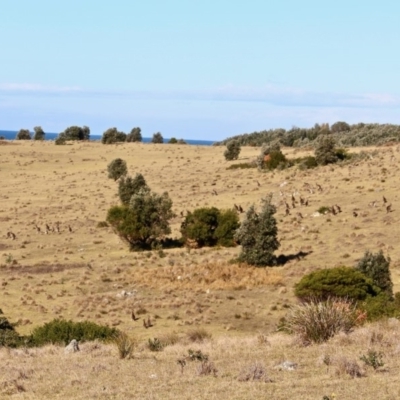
[31,319,118,346]
[102,127,127,144]
[294,267,380,302]
[118,173,149,205]
[169,137,178,144]
[33,126,45,140]
[293,155,318,170]
[55,136,67,145]
[151,132,164,143]
[180,207,239,247]
[58,125,90,141]
[177,138,187,144]
[235,194,280,266]
[215,122,400,148]
[16,129,31,140]
[107,158,128,181]
[226,162,256,170]
[361,293,400,321]
[285,298,361,344]
[126,127,142,142]
[107,189,175,249]
[314,135,339,165]
[256,142,291,171]
[224,140,241,160]
[356,250,393,298]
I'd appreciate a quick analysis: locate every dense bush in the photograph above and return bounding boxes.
[58,126,90,141]
[107,158,128,181]
[151,132,164,143]
[126,127,142,142]
[234,194,280,266]
[55,136,67,145]
[33,126,45,140]
[314,135,339,165]
[16,129,31,140]
[31,319,118,346]
[294,267,380,302]
[107,189,175,249]
[180,207,239,247]
[118,173,149,205]
[102,127,127,144]
[356,250,393,298]
[224,140,241,160]
[361,293,400,321]
[169,137,178,144]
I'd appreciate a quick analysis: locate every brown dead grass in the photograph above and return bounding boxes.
[1,141,400,398]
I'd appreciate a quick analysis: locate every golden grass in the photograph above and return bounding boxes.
[1,141,400,398]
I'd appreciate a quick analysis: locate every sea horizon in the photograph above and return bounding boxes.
[0,130,215,146]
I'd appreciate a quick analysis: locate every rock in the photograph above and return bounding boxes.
[65,339,80,353]
[275,360,297,371]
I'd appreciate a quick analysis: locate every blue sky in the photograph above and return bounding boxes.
[1,1,400,140]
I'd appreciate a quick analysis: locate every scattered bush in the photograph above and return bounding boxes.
[294,267,379,302]
[33,126,45,141]
[58,126,90,141]
[147,337,164,352]
[360,349,384,370]
[97,221,109,228]
[102,127,126,144]
[285,298,363,344]
[126,127,142,142]
[224,140,241,160]
[235,194,280,266]
[151,132,164,143]
[107,158,128,181]
[0,309,24,348]
[30,319,118,346]
[186,328,212,343]
[16,129,31,140]
[356,250,393,298]
[294,155,318,170]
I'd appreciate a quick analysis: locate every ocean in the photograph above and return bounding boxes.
[0,130,215,146]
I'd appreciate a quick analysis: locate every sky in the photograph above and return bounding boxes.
[1,1,400,141]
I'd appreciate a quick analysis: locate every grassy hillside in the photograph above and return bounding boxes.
[1,140,400,398]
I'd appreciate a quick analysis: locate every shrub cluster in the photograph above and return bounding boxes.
[224,140,241,160]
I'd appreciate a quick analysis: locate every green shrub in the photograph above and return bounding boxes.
[360,350,384,370]
[107,158,128,181]
[102,127,126,144]
[226,162,256,170]
[295,156,318,170]
[234,194,280,266]
[0,309,24,348]
[33,126,45,141]
[294,267,379,302]
[361,293,400,321]
[180,207,239,248]
[356,250,393,298]
[147,337,164,351]
[285,298,361,344]
[58,126,90,141]
[55,136,67,145]
[169,137,178,144]
[126,127,142,142]
[264,150,290,170]
[30,319,118,346]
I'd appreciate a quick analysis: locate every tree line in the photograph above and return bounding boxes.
[215,122,400,148]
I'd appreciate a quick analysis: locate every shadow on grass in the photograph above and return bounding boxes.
[275,250,312,266]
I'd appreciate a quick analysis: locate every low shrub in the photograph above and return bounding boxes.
[30,319,118,346]
[226,162,256,170]
[285,298,363,344]
[114,332,136,359]
[186,328,212,343]
[294,266,379,302]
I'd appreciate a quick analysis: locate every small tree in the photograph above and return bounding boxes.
[331,121,351,133]
[33,126,45,140]
[224,140,241,160]
[102,127,126,144]
[126,127,142,142]
[235,194,280,266]
[356,250,393,299]
[107,189,175,249]
[58,126,88,141]
[16,129,31,140]
[169,137,178,144]
[152,132,164,143]
[314,135,338,165]
[107,158,128,181]
[118,173,149,205]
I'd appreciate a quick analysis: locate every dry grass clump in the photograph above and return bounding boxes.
[285,298,364,344]
[113,331,136,359]
[186,328,212,343]
[237,362,272,382]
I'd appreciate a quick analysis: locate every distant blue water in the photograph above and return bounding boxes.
[0,130,215,146]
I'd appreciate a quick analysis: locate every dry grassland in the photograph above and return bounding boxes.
[1,140,400,398]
